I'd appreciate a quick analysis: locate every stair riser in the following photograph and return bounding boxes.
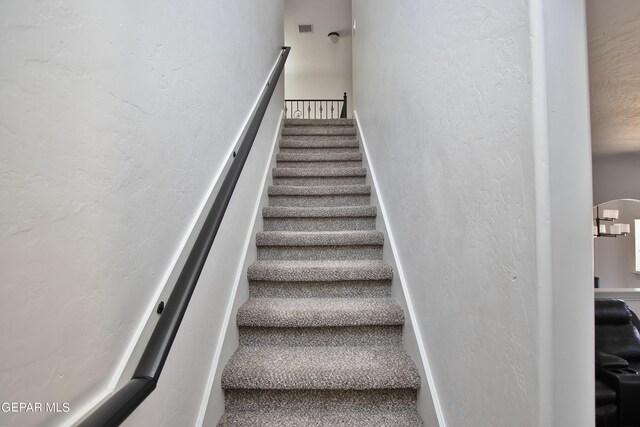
[239,326,402,347]
[276,161,363,168]
[263,217,376,232]
[268,194,370,207]
[282,127,357,136]
[249,281,392,298]
[284,119,354,126]
[257,246,382,261]
[279,147,360,154]
[219,412,423,426]
[224,389,418,413]
[273,177,367,186]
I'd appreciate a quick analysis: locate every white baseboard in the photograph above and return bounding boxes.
[195,111,283,426]
[354,111,446,427]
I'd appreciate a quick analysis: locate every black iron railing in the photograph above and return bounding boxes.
[78,46,291,427]
[285,92,347,119]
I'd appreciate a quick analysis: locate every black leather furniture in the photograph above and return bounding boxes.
[595,299,640,427]
[596,378,618,427]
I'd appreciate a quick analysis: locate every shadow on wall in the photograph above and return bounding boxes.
[594,199,640,289]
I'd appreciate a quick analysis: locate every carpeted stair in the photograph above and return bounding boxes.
[218,118,423,426]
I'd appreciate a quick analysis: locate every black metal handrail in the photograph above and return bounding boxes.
[285,91,347,119]
[79,46,291,427]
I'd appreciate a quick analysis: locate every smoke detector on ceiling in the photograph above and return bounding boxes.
[298,24,313,33]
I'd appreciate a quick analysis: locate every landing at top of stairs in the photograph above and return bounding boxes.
[284,118,354,126]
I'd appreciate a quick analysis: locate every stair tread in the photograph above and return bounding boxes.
[282,127,357,136]
[280,139,359,148]
[273,167,366,177]
[277,152,362,162]
[221,346,421,390]
[218,410,423,426]
[263,206,376,218]
[220,118,422,425]
[247,260,393,282]
[237,297,404,327]
[268,184,370,196]
[256,230,383,246]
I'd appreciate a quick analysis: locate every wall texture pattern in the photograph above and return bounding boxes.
[0,2,283,425]
[351,1,538,425]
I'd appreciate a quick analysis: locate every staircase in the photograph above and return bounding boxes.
[218,119,423,426]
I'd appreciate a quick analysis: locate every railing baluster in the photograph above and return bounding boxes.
[283,98,352,119]
[284,94,348,120]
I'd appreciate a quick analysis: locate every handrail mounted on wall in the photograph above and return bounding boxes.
[79,46,290,427]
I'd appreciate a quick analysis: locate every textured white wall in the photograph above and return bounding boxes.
[0,2,283,426]
[352,0,593,425]
[352,2,537,424]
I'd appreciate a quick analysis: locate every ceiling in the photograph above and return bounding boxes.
[284,0,352,77]
[587,0,640,155]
